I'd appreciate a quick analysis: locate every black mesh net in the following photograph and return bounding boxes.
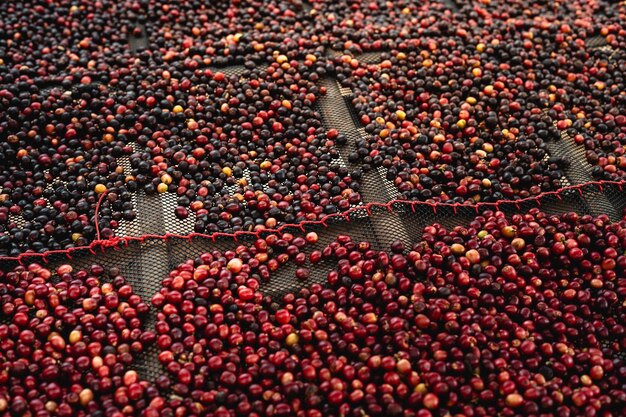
[2,2,626,411]
[4,178,626,384]
[4,37,626,362]
[85,67,626,254]
[2,33,624,257]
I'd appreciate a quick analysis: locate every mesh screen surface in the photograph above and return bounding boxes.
[1,0,626,406]
[4,179,626,382]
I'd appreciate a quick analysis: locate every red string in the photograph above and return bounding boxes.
[2,179,626,262]
[94,189,109,240]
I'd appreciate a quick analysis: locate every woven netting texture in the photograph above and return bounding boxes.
[1,0,626,416]
[1,0,625,258]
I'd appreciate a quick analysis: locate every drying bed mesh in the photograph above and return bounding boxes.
[6,180,626,274]
[2,25,625,257]
[3,180,626,383]
[1,4,626,417]
[2,2,625,311]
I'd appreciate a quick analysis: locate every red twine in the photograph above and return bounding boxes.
[2,179,626,263]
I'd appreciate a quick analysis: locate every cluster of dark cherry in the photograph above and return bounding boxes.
[0,0,625,256]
